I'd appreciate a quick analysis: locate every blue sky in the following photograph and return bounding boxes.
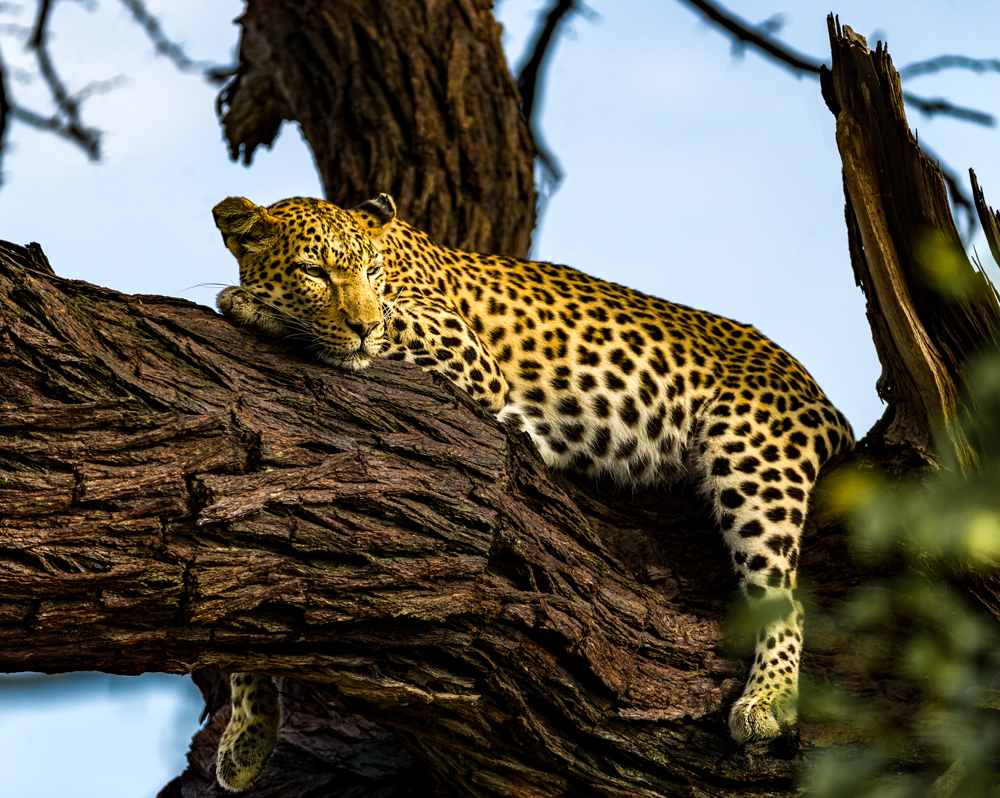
[0,1,998,795]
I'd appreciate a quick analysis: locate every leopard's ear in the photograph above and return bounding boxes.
[212,197,278,258]
[351,193,397,240]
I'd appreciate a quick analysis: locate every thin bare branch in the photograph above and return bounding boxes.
[676,0,997,130]
[516,0,578,125]
[903,91,995,126]
[515,0,595,208]
[71,75,127,104]
[675,0,823,75]
[23,0,101,159]
[672,0,990,239]
[0,42,9,185]
[117,0,232,85]
[900,55,1000,81]
[27,0,50,49]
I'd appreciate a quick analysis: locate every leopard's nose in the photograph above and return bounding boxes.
[347,320,379,340]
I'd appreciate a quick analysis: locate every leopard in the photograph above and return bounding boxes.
[210,192,854,791]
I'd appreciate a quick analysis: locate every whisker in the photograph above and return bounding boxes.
[177,281,236,294]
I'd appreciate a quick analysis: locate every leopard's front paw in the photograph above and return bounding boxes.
[216,285,243,318]
[728,690,796,744]
[216,287,294,339]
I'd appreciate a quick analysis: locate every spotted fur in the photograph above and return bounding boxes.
[211,194,854,790]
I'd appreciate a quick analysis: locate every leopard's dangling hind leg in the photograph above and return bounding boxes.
[215,673,282,791]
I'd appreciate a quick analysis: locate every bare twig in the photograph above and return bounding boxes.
[675,0,823,75]
[902,92,995,127]
[517,0,579,126]
[673,0,987,236]
[0,42,9,185]
[118,0,233,85]
[22,0,101,159]
[900,55,1000,81]
[676,0,996,129]
[515,0,595,207]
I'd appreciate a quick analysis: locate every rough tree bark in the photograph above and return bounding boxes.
[218,0,537,259]
[2,11,1000,798]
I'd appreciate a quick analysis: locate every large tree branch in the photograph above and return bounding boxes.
[1,238,843,796]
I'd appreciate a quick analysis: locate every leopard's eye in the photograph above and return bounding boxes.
[300,265,326,278]
[367,264,383,279]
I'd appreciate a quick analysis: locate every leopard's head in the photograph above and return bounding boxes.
[213,194,396,370]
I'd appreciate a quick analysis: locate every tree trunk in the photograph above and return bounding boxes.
[3,12,1000,798]
[218,0,537,259]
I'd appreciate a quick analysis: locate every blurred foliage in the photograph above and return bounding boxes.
[801,345,1000,797]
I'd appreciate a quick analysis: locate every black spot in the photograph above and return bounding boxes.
[525,387,545,403]
[711,458,731,476]
[615,438,638,460]
[590,426,612,457]
[724,441,746,454]
[765,507,787,522]
[561,423,585,442]
[557,396,583,416]
[761,445,780,462]
[605,372,626,391]
[783,467,804,484]
[719,489,744,509]
[593,395,611,417]
[814,435,829,461]
[748,555,769,571]
[618,397,640,426]
[798,410,819,428]
[761,487,783,502]
[740,481,759,496]
[739,520,764,538]
[735,456,760,473]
